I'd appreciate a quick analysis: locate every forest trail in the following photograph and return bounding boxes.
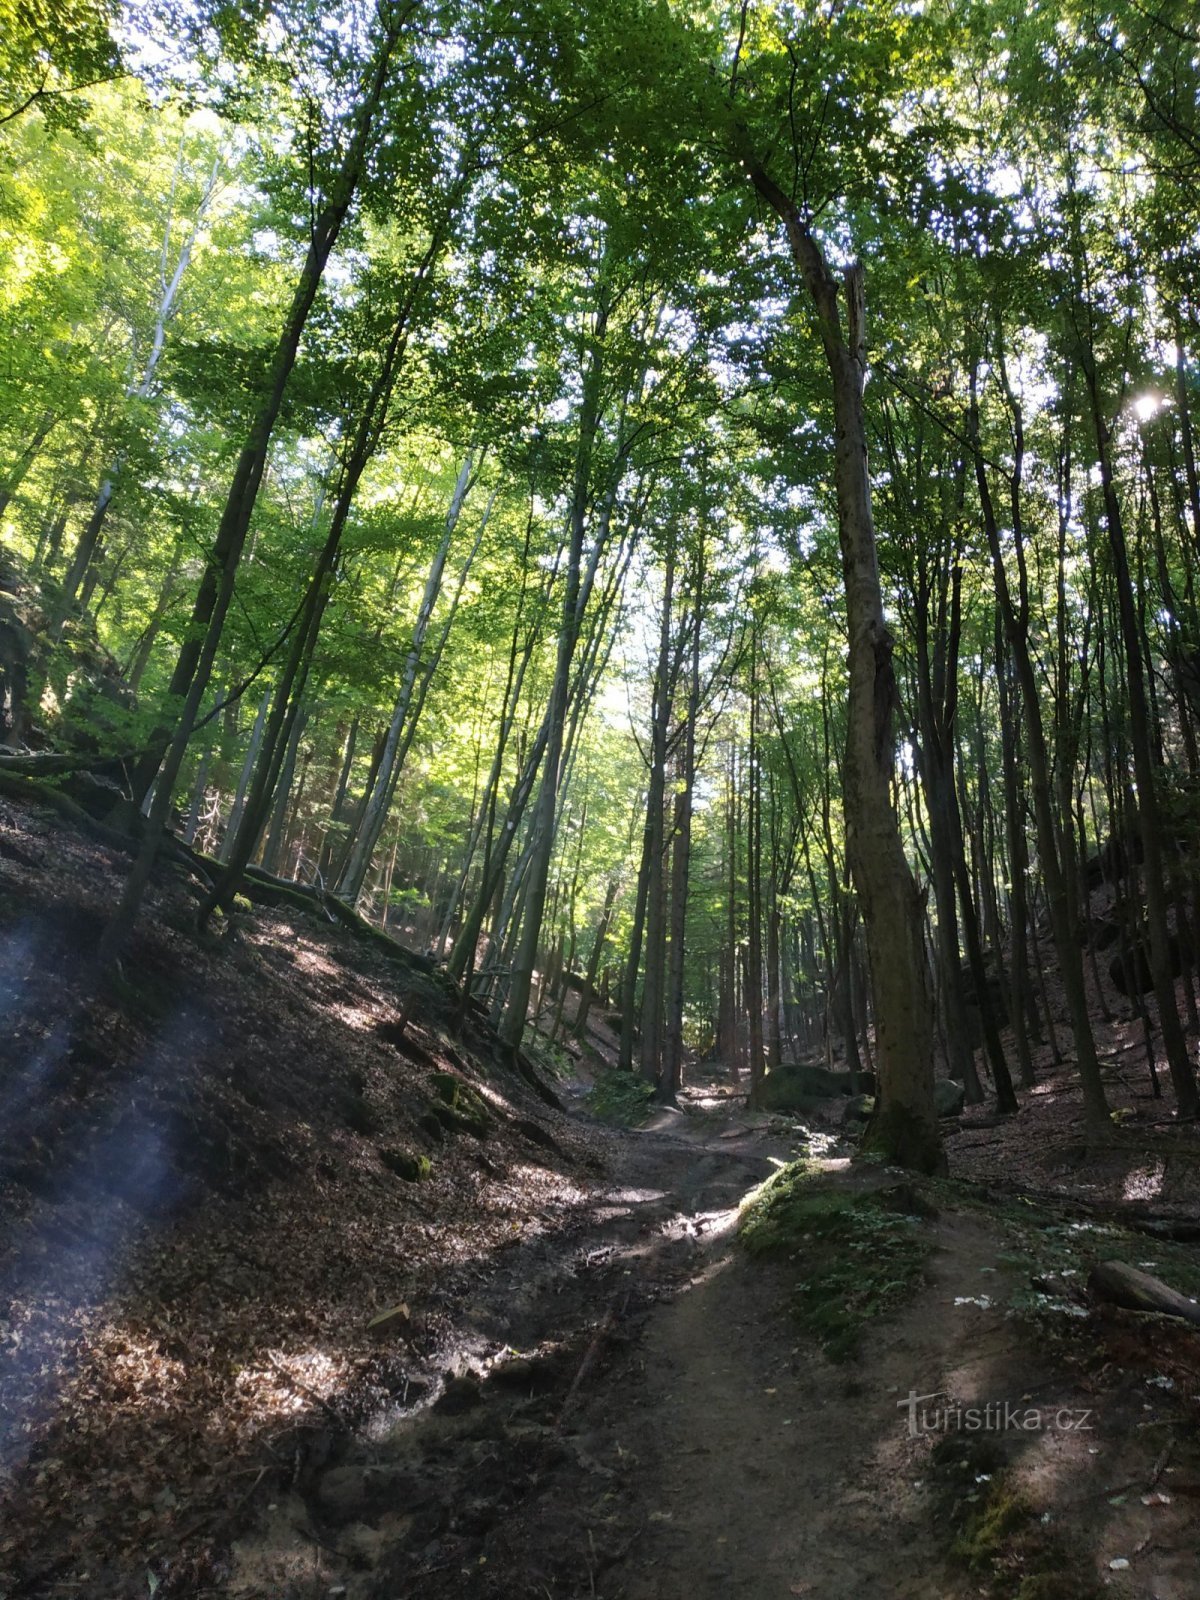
[3,798,1198,1598]
[228,1095,1200,1600]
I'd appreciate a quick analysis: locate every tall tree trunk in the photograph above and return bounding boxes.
[638,535,678,1086]
[969,366,1109,1132]
[745,630,766,1105]
[662,536,705,1101]
[339,466,488,905]
[500,287,611,1051]
[742,151,940,1170]
[1083,358,1199,1116]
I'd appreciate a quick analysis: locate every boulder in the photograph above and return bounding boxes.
[379,1147,430,1182]
[761,1064,857,1110]
[426,1072,492,1139]
[841,1094,875,1127]
[934,1078,965,1117]
[435,1373,483,1414]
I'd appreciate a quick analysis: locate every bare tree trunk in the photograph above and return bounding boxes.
[741,150,940,1169]
[500,288,611,1051]
[662,536,705,1101]
[969,365,1108,1131]
[1084,355,1198,1116]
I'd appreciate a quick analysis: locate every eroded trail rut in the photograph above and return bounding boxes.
[230,1108,801,1597]
[227,1110,1044,1600]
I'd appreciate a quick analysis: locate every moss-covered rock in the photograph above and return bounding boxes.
[740,1165,931,1361]
[934,1078,966,1117]
[426,1072,492,1139]
[380,1146,431,1182]
[761,1064,858,1109]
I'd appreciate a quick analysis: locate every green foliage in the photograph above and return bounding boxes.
[0,0,120,131]
[950,1478,1035,1573]
[585,1068,656,1126]
[380,1146,432,1182]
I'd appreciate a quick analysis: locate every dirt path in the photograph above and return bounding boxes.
[606,1191,997,1600]
[227,1102,1200,1600]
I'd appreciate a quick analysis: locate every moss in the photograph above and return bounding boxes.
[380,1147,431,1182]
[431,1070,462,1105]
[423,1073,492,1140]
[932,1447,1103,1600]
[740,1166,930,1361]
[950,1481,1035,1570]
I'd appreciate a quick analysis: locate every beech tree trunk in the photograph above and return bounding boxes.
[741,151,941,1171]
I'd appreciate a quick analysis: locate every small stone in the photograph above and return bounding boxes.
[366,1302,410,1336]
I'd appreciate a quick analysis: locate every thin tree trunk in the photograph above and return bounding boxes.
[101,16,412,963]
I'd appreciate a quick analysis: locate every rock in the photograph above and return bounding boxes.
[515,1117,563,1154]
[488,1345,571,1393]
[934,1078,965,1117]
[435,1373,482,1414]
[379,1147,430,1182]
[1088,1260,1200,1326]
[366,1302,411,1336]
[760,1064,857,1109]
[417,1110,446,1143]
[842,1094,875,1126]
[427,1072,492,1138]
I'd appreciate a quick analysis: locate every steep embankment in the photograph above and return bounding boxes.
[3,790,1200,1600]
[0,788,612,1595]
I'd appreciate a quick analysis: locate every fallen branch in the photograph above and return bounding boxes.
[1088,1259,1200,1326]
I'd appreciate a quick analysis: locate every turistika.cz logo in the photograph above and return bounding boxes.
[897,1390,1093,1439]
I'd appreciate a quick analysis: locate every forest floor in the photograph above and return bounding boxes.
[2,790,1200,1598]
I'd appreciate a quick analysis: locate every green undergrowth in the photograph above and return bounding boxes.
[739,1162,932,1361]
[586,1067,656,1126]
[931,1437,1102,1599]
[523,1038,575,1082]
[922,1176,1200,1317]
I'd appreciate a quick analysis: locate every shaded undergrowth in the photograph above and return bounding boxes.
[585,1067,656,1126]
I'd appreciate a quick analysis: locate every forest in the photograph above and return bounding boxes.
[3,0,1200,1596]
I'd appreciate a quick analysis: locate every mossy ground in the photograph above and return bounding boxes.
[738,1162,931,1360]
[585,1068,656,1126]
[922,1176,1200,1313]
[930,1436,1103,1599]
